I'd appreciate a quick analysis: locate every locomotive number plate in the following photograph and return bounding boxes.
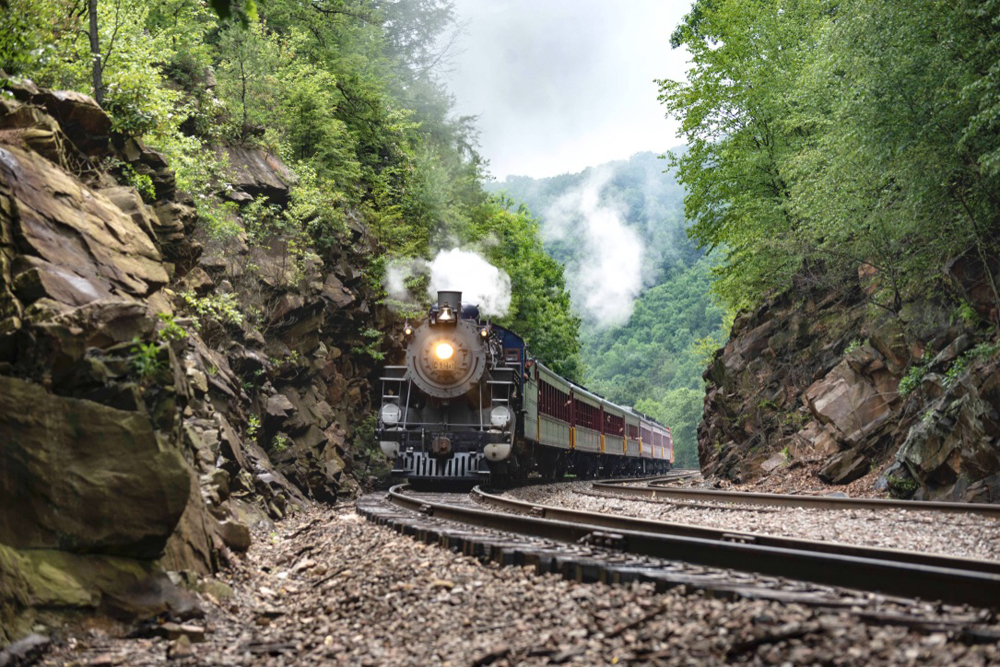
[431,360,455,371]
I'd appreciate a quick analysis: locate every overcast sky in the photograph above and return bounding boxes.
[442,0,693,180]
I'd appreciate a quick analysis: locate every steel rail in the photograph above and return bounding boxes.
[472,487,1000,576]
[386,484,1000,608]
[592,481,1000,518]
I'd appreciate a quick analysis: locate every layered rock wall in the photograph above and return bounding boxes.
[0,79,393,643]
[700,264,1000,503]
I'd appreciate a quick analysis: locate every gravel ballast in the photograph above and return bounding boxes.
[38,502,1000,665]
[505,482,1000,562]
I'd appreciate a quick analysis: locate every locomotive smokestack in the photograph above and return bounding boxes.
[437,291,462,311]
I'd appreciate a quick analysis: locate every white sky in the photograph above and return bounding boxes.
[443,0,693,180]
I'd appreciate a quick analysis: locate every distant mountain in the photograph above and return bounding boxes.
[489,149,724,467]
[487,150,693,284]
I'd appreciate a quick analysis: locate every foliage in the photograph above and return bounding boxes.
[246,414,261,439]
[352,327,386,362]
[216,19,288,144]
[845,339,865,355]
[970,340,1000,361]
[8,0,584,423]
[887,473,919,498]
[943,357,969,388]
[0,0,76,77]
[129,338,163,380]
[899,354,932,396]
[489,152,691,289]
[469,198,583,380]
[156,312,188,342]
[122,165,155,201]
[352,412,392,480]
[493,155,724,463]
[180,291,243,327]
[660,0,1000,323]
[270,432,289,453]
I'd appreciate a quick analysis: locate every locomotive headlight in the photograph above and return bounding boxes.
[434,342,455,360]
[490,405,511,429]
[380,403,401,425]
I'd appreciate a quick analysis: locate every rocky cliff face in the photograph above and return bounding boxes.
[0,79,394,644]
[700,260,1000,503]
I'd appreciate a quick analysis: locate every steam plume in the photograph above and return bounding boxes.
[383,249,511,318]
[543,168,644,327]
[428,249,511,317]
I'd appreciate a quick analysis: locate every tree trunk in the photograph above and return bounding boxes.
[88,0,103,106]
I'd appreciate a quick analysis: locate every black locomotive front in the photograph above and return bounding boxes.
[377,291,522,480]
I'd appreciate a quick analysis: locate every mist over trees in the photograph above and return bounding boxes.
[0,0,580,375]
[492,153,727,467]
[661,0,1000,321]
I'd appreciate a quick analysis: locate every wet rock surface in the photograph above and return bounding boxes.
[37,504,1000,666]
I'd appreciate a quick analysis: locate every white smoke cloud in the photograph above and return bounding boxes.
[384,257,429,304]
[543,168,644,328]
[382,249,512,318]
[428,248,511,317]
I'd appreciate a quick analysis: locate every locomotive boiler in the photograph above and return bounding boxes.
[377,291,522,479]
[377,291,673,482]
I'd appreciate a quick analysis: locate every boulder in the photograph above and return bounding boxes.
[322,273,355,309]
[266,393,295,419]
[878,461,918,498]
[736,320,776,359]
[0,101,69,168]
[31,89,111,156]
[964,473,1000,504]
[897,384,999,488]
[946,249,1000,324]
[101,186,158,239]
[0,632,50,665]
[805,355,892,443]
[0,375,190,558]
[0,146,168,310]
[817,448,870,485]
[223,146,296,204]
[930,333,972,370]
[159,471,219,576]
[761,452,786,473]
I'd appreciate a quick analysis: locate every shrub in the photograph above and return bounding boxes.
[156,313,188,342]
[130,338,163,380]
[180,291,244,327]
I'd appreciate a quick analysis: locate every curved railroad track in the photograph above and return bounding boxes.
[358,480,1000,610]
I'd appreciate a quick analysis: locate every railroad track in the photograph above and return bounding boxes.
[592,478,1000,518]
[358,482,1000,609]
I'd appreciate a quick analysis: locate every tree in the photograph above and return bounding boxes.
[470,199,583,380]
[660,0,1000,324]
[659,0,829,312]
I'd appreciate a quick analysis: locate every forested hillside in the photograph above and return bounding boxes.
[491,153,726,466]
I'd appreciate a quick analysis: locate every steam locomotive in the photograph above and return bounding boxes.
[377,291,673,482]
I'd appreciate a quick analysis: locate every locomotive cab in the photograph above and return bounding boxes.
[377,291,523,481]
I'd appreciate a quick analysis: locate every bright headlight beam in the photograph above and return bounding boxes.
[434,342,455,360]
